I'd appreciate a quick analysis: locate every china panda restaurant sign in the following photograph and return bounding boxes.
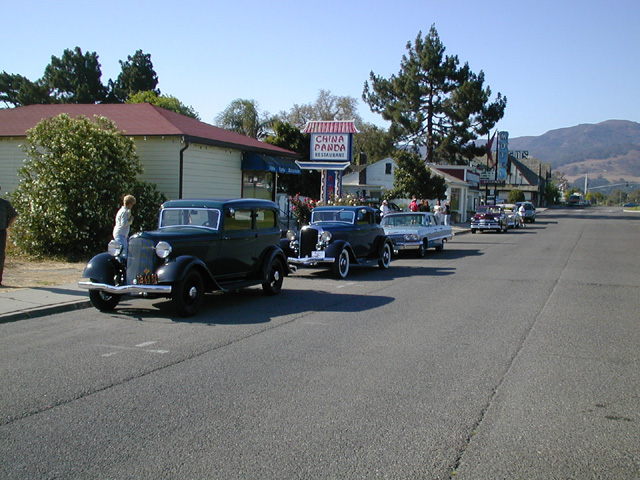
[299,120,359,202]
[305,120,358,162]
[311,132,350,160]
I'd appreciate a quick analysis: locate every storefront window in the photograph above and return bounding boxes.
[451,188,460,211]
[243,171,274,200]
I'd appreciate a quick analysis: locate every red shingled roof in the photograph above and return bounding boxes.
[0,104,296,157]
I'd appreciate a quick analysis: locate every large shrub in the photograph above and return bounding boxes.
[507,189,525,203]
[11,113,166,258]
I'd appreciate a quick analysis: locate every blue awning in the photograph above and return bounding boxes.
[242,153,301,175]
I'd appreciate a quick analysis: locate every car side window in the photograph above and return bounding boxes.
[224,208,253,231]
[255,209,276,229]
[357,210,370,225]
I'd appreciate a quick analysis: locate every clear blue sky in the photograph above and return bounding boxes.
[2,0,639,138]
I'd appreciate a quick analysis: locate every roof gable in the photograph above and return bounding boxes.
[0,104,296,157]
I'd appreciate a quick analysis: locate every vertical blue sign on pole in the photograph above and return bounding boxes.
[497,131,509,181]
[324,170,336,200]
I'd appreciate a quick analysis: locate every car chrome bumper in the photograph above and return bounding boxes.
[287,256,336,266]
[392,243,421,250]
[78,281,172,294]
[471,223,500,229]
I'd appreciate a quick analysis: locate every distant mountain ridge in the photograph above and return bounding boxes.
[507,120,640,182]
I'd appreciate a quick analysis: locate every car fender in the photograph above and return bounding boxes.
[259,246,290,278]
[279,237,295,257]
[82,252,124,284]
[156,256,215,287]
[371,235,393,259]
[325,239,354,262]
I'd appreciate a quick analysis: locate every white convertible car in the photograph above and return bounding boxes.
[381,212,453,257]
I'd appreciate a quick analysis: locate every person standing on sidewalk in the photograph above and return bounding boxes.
[443,201,451,226]
[0,186,18,286]
[380,199,390,217]
[113,194,136,258]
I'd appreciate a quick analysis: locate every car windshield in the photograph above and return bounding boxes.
[381,214,425,227]
[476,206,502,214]
[311,209,355,224]
[159,208,221,230]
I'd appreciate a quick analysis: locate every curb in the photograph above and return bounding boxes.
[0,300,92,324]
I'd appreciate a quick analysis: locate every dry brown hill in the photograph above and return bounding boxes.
[508,120,640,183]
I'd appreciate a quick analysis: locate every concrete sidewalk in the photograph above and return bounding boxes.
[0,224,471,323]
[0,283,91,323]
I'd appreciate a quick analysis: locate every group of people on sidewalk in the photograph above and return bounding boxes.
[380,196,452,226]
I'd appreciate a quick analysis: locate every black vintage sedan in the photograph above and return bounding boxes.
[79,198,289,317]
[282,205,393,279]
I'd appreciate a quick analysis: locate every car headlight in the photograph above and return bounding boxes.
[286,230,297,241]
[320,231,332,243]
[155,241,172,259]
[404,233,419,241]
[108,240,122,257]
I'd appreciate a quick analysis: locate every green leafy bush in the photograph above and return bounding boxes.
[507,189,525,203]
[11,113,166,259]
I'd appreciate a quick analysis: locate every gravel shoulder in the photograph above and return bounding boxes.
[2,256,86,291]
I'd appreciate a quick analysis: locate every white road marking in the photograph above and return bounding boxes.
[94,342,169,356]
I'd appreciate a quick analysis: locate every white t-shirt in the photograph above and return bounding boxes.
[113,206,132,238]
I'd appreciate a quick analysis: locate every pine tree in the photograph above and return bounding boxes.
[363,25,506,164]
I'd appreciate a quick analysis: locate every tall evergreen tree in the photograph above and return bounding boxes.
[43,47,107,103]
[363,25,506,164]
[107,50,159,103]
[0,72,50,107]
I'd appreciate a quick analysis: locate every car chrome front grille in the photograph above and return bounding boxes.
[300,228,319,257]
[126,237,159,285]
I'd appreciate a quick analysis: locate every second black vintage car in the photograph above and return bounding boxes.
[282,205,393,279]
[79,198,289,317]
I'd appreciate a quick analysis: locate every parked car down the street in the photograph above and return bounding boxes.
[79,198,289,317]
[515,201,536,223]
[281,205,393,279]
[470,205,509,233]
[501,203,524,229]
[381,212,453,257]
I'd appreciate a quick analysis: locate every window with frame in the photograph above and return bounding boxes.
[255,209,276,229]
[224,208,253,231]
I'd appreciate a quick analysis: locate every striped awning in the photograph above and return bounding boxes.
[302,120,359,134]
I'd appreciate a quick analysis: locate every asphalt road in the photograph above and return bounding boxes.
[1,207,638,479]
